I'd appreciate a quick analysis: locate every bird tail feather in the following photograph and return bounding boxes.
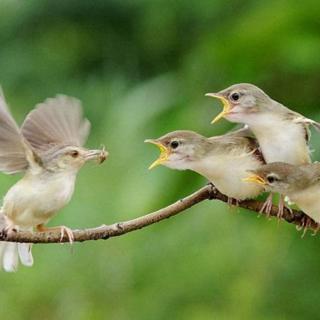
[0,211,33,272]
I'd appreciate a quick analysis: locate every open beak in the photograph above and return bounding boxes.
[85,147,108,164]
[144,139,169,170]
[205,93,231,124]
[242,174,266,185]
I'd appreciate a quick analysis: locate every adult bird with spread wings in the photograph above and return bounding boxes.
[0,90,107,272]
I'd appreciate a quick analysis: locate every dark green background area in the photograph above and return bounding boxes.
[0,1,320,319]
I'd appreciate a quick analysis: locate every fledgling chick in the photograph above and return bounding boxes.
[145,127,265,201]
[206,83,320,164]
[244,162,320,224]
[0,91,108,272]
[206,83,320,214]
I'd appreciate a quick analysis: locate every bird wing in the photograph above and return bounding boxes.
[226,125,265,163]
[0,89,37,174]
[209,125,265,164]
[284,109,320,142]
[292,116,320,133]
[285,104,320,131]
[21,95,91,152]
[245,137,266,164]
[224,124,255,139]
[304,162,320,184]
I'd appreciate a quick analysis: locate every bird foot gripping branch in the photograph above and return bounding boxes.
[36,224,75,244]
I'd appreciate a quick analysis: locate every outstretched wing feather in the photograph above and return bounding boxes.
[0,89,30,174]
[21,95,91,152]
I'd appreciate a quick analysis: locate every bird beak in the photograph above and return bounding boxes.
[205,93,231,124]
[144,139,169,170]
[84,147,108,164]
[242,174,266,185]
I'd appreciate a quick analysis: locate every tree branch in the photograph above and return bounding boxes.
[0,184,317,244]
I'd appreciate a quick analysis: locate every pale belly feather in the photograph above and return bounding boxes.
[192,154,264,200]
[3,172,76,227]
[289,185,320,223]
[249,116,310,165]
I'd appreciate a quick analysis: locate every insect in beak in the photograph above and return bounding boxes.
[85,146,108,164]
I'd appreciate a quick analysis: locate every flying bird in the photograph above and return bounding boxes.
[0,90,107,272]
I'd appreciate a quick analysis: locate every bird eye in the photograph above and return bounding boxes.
[70,150,79,158]
[267,175,278,184]
[170,140,180,149]
[230,92,240,101]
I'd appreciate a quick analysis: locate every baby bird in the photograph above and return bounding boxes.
[206,83,320,214]
[145,127,265,201]
[244,162,320,224]
[0,91,107,272]
[206,83,320,164]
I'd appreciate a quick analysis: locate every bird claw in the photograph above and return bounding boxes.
[260,194,290,221]
[59,226,74,244]
[276,195,286,220]
[227,197,240,207]
[1,215,17,233]
[0,221,17,237]
[296,216,314,238]
[276,207,283,220]
[36,224,74,244]
[312,223,320,236]
[260,194,273,217]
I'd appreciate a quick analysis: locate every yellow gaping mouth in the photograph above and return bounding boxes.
[242,174,266,185]
[205,93,231,124]
[144,139,169,170]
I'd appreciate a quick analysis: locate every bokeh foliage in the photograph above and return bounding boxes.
[0,1,320,319]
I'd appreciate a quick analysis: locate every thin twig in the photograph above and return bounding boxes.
[0,184,317,244]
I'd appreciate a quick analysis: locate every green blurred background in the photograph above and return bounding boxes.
[0,1,320,319]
